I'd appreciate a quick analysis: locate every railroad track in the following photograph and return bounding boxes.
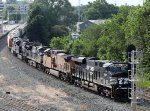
[143,89,150,102]
[0,92,40,111]
[143,94,150,102]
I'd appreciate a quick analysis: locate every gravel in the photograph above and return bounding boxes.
[0,36,132,111]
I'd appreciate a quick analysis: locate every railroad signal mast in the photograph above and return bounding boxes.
[128,49,143,111]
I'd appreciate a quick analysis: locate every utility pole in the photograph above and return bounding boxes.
[78,0,81,22]
[7,10,9,22]
[143,0,145,5]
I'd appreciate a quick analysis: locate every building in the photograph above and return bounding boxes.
[0,0,4,11]
[89,19,106,25]
[6,0,31,23]
[76,19,106,33]
[76,20,94,33]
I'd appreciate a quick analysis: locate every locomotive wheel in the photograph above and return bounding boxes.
[74,78,82,87]
[69,78,74,84]
[61,73,68,81]
[40,65,43,71]
[97,86,103,95]
[78,79,82,87]
[36,63,41,70]
[22,56,24,61]
[74,79,78,86]
[59,73,63,80]
[13,51,17,56]
[42,67,45,72]
[105,88,111,97]
[25,58,28,63]
[69,77,75,84]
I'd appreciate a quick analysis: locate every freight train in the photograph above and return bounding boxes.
[7,24,131,101]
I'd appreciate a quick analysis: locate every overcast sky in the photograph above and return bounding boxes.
[69,0,144,6]
[1,0,144,6]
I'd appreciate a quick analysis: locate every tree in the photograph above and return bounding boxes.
[70,5,133,61]
[124,2,150,80]
[50,37,63,49]
[50,36,72,53]
[83,0,118,20]
[71,38,84,55]
[26,0,76,45]
[70,24,103,57]
[34,0,77,26]
[51,25,69,37]
[26,2,50,45]
[97,6,134,60]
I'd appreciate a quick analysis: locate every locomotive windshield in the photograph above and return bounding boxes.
[108,66,128,73]
[108,67,121,73]
[106,64,128,76]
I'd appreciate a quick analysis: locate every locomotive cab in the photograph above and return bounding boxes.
[10,37,23,60]
[105,63,130,101]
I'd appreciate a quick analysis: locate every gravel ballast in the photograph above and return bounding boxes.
[0,36,132,111]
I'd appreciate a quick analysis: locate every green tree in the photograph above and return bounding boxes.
[83,0,118,20]
[71,5,133,60]
[97,6,134,60]
[50,37,63,49]
[70,24,103,57]
[26,2,49,44]
[124,2,150,80]
[34,0,77,26]
[51,25,69,37]
[71,38,84,55]
[50,36,72,52]
[27,0,76,45]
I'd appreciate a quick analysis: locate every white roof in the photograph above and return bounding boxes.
[44,48,51,52]
[37,46,43,50]
[78,57,86,60]
[89,19,106,25]
[57,53,66,56]
[103,63,113,67]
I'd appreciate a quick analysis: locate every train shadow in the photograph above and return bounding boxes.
[0,35,7,53]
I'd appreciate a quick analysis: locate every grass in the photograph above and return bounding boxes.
[136,79,150,89]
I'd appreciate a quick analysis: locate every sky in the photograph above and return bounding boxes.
[1,0,144,6]
[69,0,144,6]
